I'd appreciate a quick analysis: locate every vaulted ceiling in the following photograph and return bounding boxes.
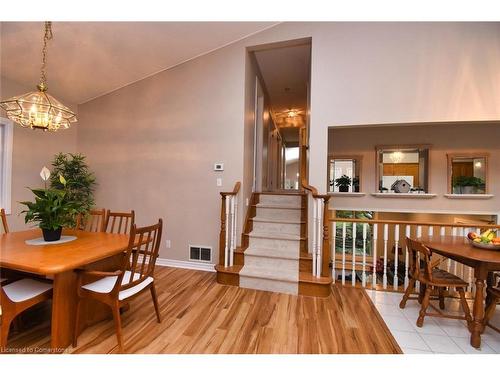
[0,22,278,104]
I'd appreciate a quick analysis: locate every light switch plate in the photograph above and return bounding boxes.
[216,178,222,187]
[214,163,224,171]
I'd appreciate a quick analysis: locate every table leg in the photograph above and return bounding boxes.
[51,271,78,351]
[470,278,485,349]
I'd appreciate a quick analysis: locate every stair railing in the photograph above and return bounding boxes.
[219,182,241,268]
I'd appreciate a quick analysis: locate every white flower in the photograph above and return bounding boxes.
[40,166,51,181]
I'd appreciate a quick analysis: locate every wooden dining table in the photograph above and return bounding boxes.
[419,235,500,349]
[0,228,129,351]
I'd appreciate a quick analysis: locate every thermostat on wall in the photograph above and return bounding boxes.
[214,163,224,171]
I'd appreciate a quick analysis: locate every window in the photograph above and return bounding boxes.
[0,117,13,213]
[328,155,362,193]
[448,154,489,195]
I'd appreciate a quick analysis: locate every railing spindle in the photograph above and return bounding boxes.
[393,224,399,290]
[312,199,317,277]
[383,224,388,289]
[352,222,357,286]
[332,221,336,283]
[404,225,410,289]
[342,222,346,285]
[372,223,378,289]
[362,223,367,287]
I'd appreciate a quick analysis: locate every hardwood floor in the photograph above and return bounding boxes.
[6,267,401,354]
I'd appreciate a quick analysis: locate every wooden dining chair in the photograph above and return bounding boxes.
[484,274,500,333]
[0,279,53,350]
[399,237,472,327]
[104,210,135,235]
[1,208,9,234]
[73,219,163,352]
[75,208,106,232]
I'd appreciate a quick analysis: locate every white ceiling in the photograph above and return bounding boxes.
[254,43,310,115]
[0,22,277,104]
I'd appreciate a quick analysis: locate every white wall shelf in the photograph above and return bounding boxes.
[371,193,437,198]
[329,192,366,197]
[444,194,494,199]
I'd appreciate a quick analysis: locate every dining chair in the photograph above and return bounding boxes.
[484,274,500,333]
[399,237,472,327]
[75,208,106,232]
[73,219,163,352]
[0,279,53,350]
[104,210,135,235]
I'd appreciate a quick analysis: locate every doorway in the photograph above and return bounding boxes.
[249,39,311,192]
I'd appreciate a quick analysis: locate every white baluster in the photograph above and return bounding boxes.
[332,221,337,283]
[417,226,422,238]
[312,199,317,277]
[428,226,434,237]
[440,226,446,237]
[342,222,347,285]
[382,224,388,290]
[393,224,400,290]
[352,222,357,286]
[404,225,410,289]
[224,196,230,268]
[362,223,367,287]
[372,223,378,289]
[229,195,236,267]
[415,225,422,292]
[316,199,323,278]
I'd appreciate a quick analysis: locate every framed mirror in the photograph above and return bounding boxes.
[376,145,430,193]
[328,155,362,193]
[447,154,488,194]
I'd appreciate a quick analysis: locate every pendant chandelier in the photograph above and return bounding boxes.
[0,22,77,132]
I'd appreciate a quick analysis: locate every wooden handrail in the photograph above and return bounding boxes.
[220,181,241,197]
[330,217,500,229]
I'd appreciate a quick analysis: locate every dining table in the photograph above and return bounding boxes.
[419,235,500,349]
[0,228,129,351]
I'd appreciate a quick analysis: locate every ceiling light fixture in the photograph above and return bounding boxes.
[287,109,298,118]
[0,22,77,132]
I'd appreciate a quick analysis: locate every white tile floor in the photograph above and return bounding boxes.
[367,290,500,354]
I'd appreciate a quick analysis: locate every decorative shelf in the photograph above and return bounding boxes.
[371,193,437,199]
[444,194,494,200]
[329,192,366,197]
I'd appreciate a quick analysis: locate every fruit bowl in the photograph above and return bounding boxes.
[468,239,500,250]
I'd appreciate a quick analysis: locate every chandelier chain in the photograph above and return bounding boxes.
[39,21,53,90]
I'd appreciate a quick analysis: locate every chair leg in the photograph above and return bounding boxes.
[438,287,446,310]
[150,283,161,323]
[0,315,13,351]
[111,301,124,353]
[484,296,498,328]
[417,286,432,327]
[399,278,416,309]
[457,287,473,326]
[73,297,83,348]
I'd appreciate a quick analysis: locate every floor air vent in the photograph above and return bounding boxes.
[189,245,212,262]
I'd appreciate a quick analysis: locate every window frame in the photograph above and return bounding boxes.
[0,117,13,214]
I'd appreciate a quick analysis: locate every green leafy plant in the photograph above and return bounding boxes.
[50,152,96,213]
[20,175,81,230]
[452,176,484,187]
[334,175,352,188]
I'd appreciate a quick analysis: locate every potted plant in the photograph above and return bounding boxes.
[452,176,484,194]
[335,175,351,192]
[20,167,82,242]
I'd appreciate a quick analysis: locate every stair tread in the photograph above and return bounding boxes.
[247,231,303,241]
[245,246,299,260]
[254,204,302,210]
[251,217,304,224]
[299,272,332,284]
[215,265,242,274]
[240,265,298,282]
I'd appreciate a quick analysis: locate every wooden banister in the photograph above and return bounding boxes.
[330,217,500,230]
[219,182,241,266]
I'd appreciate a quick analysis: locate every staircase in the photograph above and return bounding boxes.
[216,191,332,297]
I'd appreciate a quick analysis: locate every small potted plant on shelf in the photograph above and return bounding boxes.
[20,167,82,242]
[334,175,352,192]
[452,176,484,194]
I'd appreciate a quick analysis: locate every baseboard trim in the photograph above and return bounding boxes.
[156,258,216,273]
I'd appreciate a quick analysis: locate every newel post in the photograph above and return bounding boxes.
[219,193,227,266]
[321,195,331,277]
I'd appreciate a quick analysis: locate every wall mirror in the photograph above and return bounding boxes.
[328,155,361,193]
[448,154,488,194]
[376,145,430,193]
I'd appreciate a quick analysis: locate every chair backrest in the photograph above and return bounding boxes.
[75,208,106,232]
[406,237,433,282]
[1,208,9,234]
[119,219,163,292]
[104,210,135,235]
